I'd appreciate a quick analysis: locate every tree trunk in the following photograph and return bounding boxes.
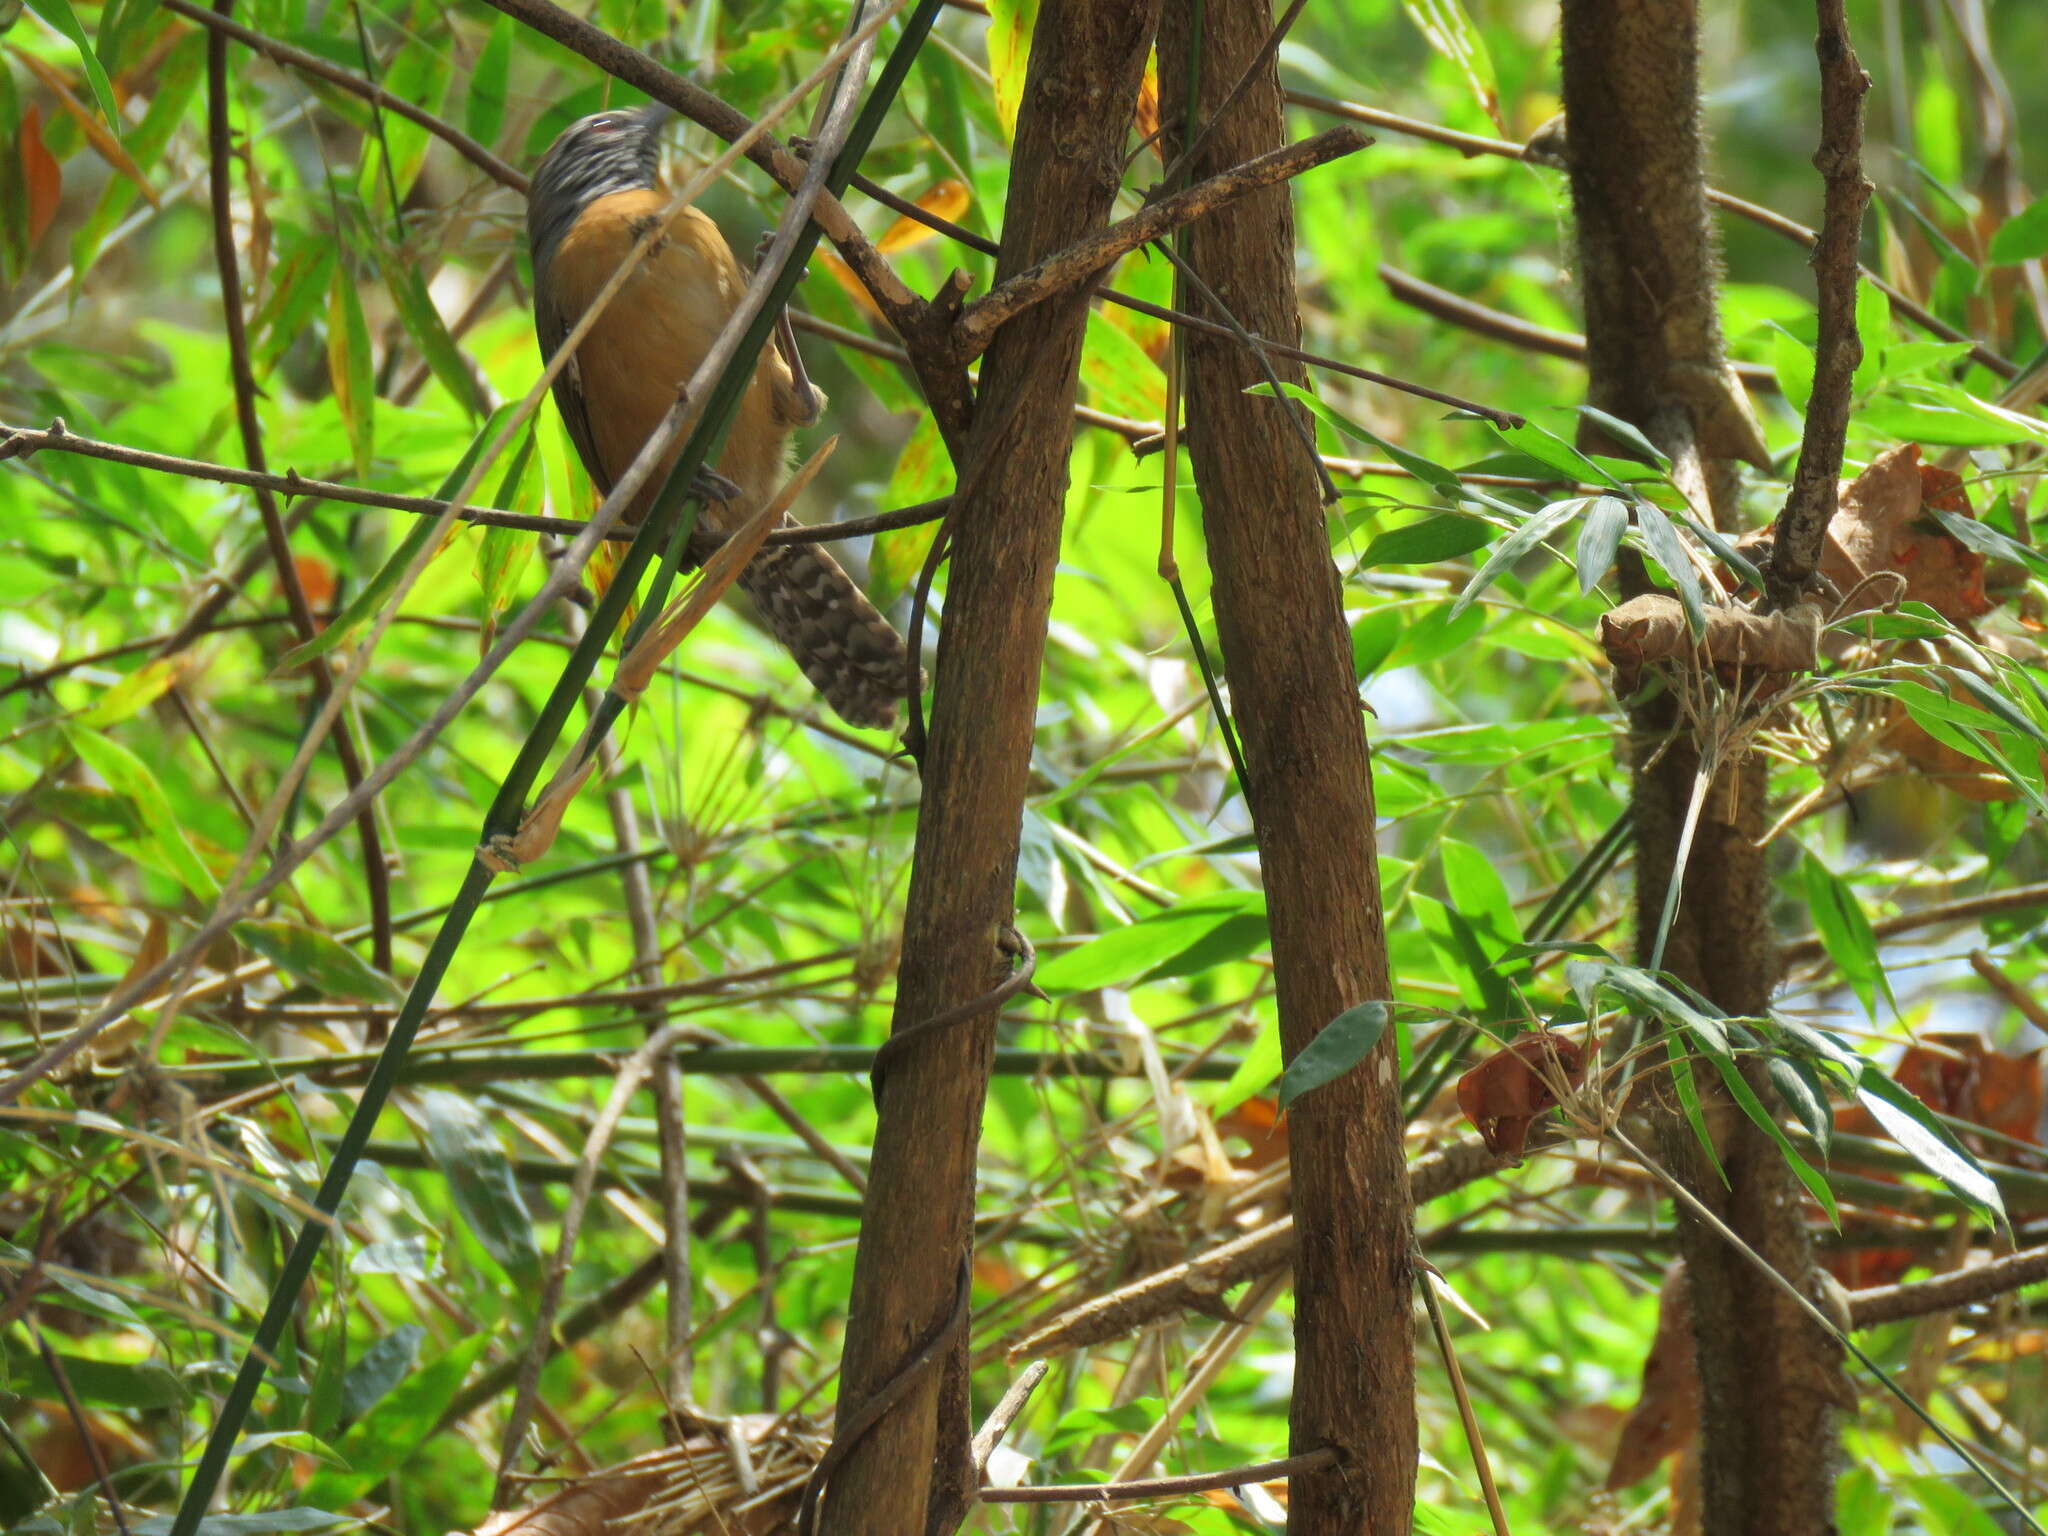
[816,6,1161,1535]
[1559,2,1845,1531]
[1158,6,1416,1533]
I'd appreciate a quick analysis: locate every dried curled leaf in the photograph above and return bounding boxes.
[1825,444,1992,623]
[1455,1031,1586,1158]
[1598,593,1820,697]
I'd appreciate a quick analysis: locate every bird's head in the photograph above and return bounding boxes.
[527,103,671,267]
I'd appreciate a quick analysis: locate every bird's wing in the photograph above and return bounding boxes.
[533,268,614,498]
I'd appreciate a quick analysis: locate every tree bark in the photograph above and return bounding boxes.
[1158,5,1416,1533]
[816,7,1161,1535]
[1560,3,1845,1532]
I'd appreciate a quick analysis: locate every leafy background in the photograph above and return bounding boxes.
[3,0,2048,1531]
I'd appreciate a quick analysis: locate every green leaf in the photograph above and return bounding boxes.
[1851,282,1891,396]
[1042,1398,1162,1455]
[327,260,375,476]
[985,0,1035,138]
[1577,407,1669,468]
[338,1323,423,1423]
[1451,497,1582,617]
[1855,1070,2005,1217]
[26,0,121,134]
[301,1332,490,1508]
[1631,499,1706,636]
[414,1090,543,1289]
[232,919,399,1003]
[1770,322,1815,414]
[1439,837,1519,955]
[1931,509,2048,581]
[73,654,181,727]
[1277,1001,1390,1109]
[1490,417,1617,489]
[1350,605,1402,678]
[1401,0,1503,132]
[1798,853,1893,1018]
[379,254,481,417]
[1389,600,1486,667]
[1708,1049,1837,1223]
[1767,1054,1834,1155]
[1265,381,1465,498]
[871,411,949,603]
[1574,495,1628,593]
[1989,194,2048,264]
[1211,1021,1283,1115]
[1035,892,1266,993]
[277,404,520,670]
[64,724,220,900]
[9,1350,188,1409]
[465,14,513,148]
[1359,513,1496,568]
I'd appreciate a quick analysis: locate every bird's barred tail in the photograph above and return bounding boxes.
[738,542,922,729]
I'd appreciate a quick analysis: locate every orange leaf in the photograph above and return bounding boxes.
[1216,1094,1291,1171]
[1455,1032,1585,1157]
[815,245,883,323]
[1133,58,1161,162]
[8,45,158,211]
[293,554,337,614]
[20,104,60,250]
[875,179,970,253]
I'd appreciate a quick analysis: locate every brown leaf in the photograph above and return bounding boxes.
[19,104,58,250]
[1606,1262,1699,1489]
[1455,1032,1586,1157]
[1825,443,1991,623]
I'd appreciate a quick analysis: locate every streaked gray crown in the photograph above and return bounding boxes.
[527,104,669,271]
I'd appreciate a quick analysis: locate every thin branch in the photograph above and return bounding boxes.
[970,1360,1048,1478]
[842,174,1522,425]
[982,1448,1335,1504]
[1969,950,2048,1034]
[0,418,953,555]
[1005,1136,1516,1358]
[1765,0,1873,605]
[163,0,523,188]
[32,1322,133,1536]
[1285,86,2015,378]
[1379,265,1783,395]
[205,0,393,972]
[1847,1242,2048,1327]
[952,128,1370,358]
[1781,881,2048,965]
[493,1025,680,1505]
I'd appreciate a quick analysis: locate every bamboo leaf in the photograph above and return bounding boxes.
[1277,1001,1390,1109]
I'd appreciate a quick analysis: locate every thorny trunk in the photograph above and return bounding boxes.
[1559,1,1846,1531]
[816,7,1161,1536]
[1158,4,1416,1533]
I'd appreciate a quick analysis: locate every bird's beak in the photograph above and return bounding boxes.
[633,102,674,139]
